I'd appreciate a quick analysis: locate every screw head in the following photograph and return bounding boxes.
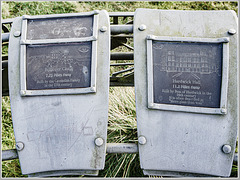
[95,137,104,146]
[138,24,147,31]
[16,142,24,151]
[221,108,227,114]
[222,144,232,154]
[14,31,21,37]
[228,29,236,35]
[138,136,147,145]
[100,26,107,32]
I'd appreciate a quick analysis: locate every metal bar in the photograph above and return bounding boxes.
[112,67,134,77]
[2,18,14,24]
[110,25,133,35]
[106,143,138,154]
[2,147,238,164]
[110,52,133,60]
[110,63,134,66]
[122,43,134,50]
[2,149,18,161]
[108,12,134,17]
[2,143,138,161]
[2,33,10,42]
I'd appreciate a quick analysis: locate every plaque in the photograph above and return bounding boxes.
[26,42,92,90]
[27,16,93,40]
[152,41,223,108]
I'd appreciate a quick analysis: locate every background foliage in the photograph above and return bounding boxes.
[1,1,238,178]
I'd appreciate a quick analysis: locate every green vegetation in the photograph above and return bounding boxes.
[1,1,238,178]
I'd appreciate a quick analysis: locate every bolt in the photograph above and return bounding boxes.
[100,26,107,32]
[95,137,104,146]
[228,29,236,35]
[14,31,21,37]
[222,144,231,154]
[221,108,227,114]
[138,24,147,31]
[16,142,24,151]
[138,136,147,145]
[21,90,26,95]
[94,10,99,15]
[90,87,96,92]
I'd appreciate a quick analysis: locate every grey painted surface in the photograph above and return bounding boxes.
[134,9,238,177]
[8,10,110,176]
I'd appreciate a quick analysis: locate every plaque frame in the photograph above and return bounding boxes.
[146,35,229,114]
[19,11,99,96]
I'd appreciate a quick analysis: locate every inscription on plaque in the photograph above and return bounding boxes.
[26,42,92,90]
[27,16,93,40]
[152,41,223,108]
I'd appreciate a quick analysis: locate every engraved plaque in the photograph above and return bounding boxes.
[26,42,92,90]
[152,41,223,108]
[27,16,93,40]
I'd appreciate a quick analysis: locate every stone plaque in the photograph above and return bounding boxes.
[26,42,92,90]
[27,16,93,40]
[152,41,223,108]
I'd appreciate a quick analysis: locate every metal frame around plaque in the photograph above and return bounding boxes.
[20,11,99,96]
[146,35,229,115]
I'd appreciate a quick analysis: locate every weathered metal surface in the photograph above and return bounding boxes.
[110,25,133,35]
[26,16,93,40]
[2,33,10,42]
[3,148,238,164]
[134,9,238,177]
[8,10,110,176]
[110,52,133,60]
[2,149,18,161]
[106,143,138,154]
[152,41,222,108]
[26,42,92,90]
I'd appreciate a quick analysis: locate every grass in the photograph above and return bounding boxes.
[1,1,238,178]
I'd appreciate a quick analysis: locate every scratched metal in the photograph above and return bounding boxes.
[8,10,110,176]
[134,9,238,177]
[26,42,92,90]
[152,41,222,108]
[27,16,93,40]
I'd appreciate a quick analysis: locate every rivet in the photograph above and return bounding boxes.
[221,108,227,114]
[16,142,24,151]
[21,90,26,95]
[14,31,21,37]
[90,87,96,92]
[95,137,104,146]
[138,24,147,31]
[100,26,107,32]
[138,136,147,145]
[228,29,236,35]
[94,10,99,15]
[222,144,231,154]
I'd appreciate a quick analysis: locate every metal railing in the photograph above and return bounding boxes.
[1,12,238,166]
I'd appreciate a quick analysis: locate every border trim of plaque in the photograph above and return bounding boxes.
[19,11,99,96]
[146,35,229,115]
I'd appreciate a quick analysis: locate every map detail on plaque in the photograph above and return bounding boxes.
[27,16,93,40]
[26,42,92,90]
[152,41,223,108]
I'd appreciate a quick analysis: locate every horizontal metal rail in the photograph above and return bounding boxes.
[108,12,134,17]
[110,52,133,60]
[2,145,238,165]
[110,25,133,35]
[2,33,10,42]
[2,143,138,161]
